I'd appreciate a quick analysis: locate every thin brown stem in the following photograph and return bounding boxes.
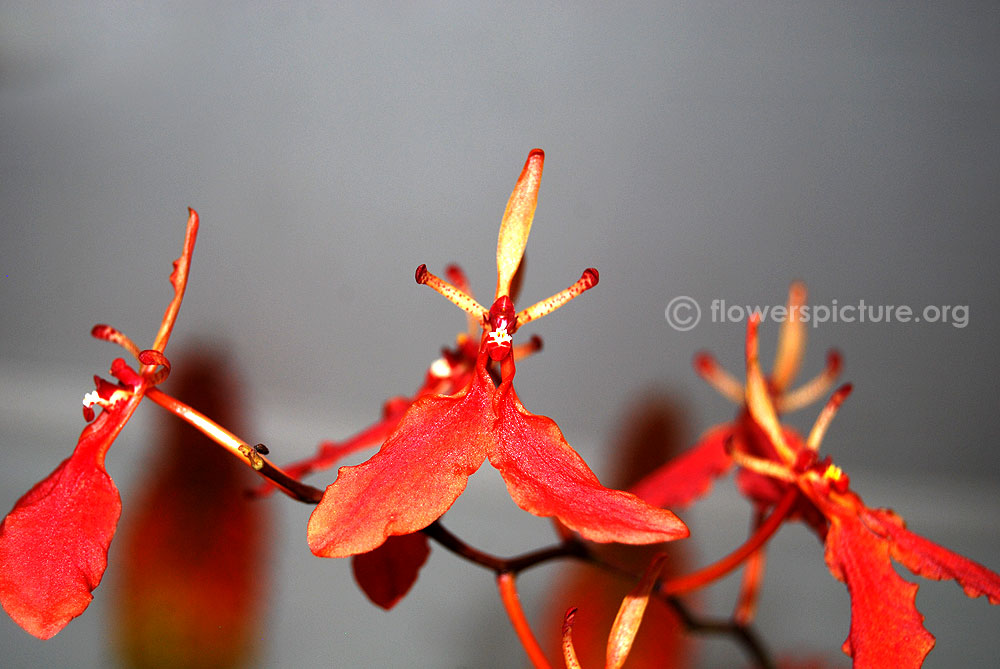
[421,521,586,573]
[422,519,777,668]
[666,600,776,669]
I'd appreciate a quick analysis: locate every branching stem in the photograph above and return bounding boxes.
[144,376,785,668]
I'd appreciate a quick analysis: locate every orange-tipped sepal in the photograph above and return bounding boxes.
[496,149,544,299]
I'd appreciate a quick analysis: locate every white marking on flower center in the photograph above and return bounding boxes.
[488,326,512,347]
[82,388,131,409]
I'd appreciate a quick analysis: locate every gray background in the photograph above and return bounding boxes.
[2,2,998,667]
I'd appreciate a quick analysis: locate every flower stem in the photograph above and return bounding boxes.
[144,387,323,503]
[497,572,551,669]
[733,509,768,625]
[150,208,199,357]
[423,521,586,573]
[426,520,774,666]
[659,488,798,596]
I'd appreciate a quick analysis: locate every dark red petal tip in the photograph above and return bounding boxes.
[91,324,115,340]
[137,349,169,367]
[693,351,714,375]
[352,533,431,610]
[826,350,843,374]
[831,383,853,404]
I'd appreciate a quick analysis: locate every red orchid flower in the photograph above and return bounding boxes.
[628,286,842,631]
[0,210,199,639]
[259,266,540,610]
[342,330,544,610]
[632,283,841,530]
[741,317,1000,667]
[258,264,541,491]
[644,303,1000,667]
[307,150,688,559]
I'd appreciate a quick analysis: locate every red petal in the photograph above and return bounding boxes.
[258,342,477,496]
[629,425,733,508]
[307,363,495,558]
[489,383,689,544]
[0,407,127,639]
[352,533,431,610]
[861,507,1000,605]
[823,510,934,668]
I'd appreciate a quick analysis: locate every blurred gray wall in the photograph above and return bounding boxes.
[2,3,998,667]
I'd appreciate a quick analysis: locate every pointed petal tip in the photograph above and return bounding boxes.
[496,150,546,297]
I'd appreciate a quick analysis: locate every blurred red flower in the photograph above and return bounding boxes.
[113,351,270,667]
[634,292,1000,667]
